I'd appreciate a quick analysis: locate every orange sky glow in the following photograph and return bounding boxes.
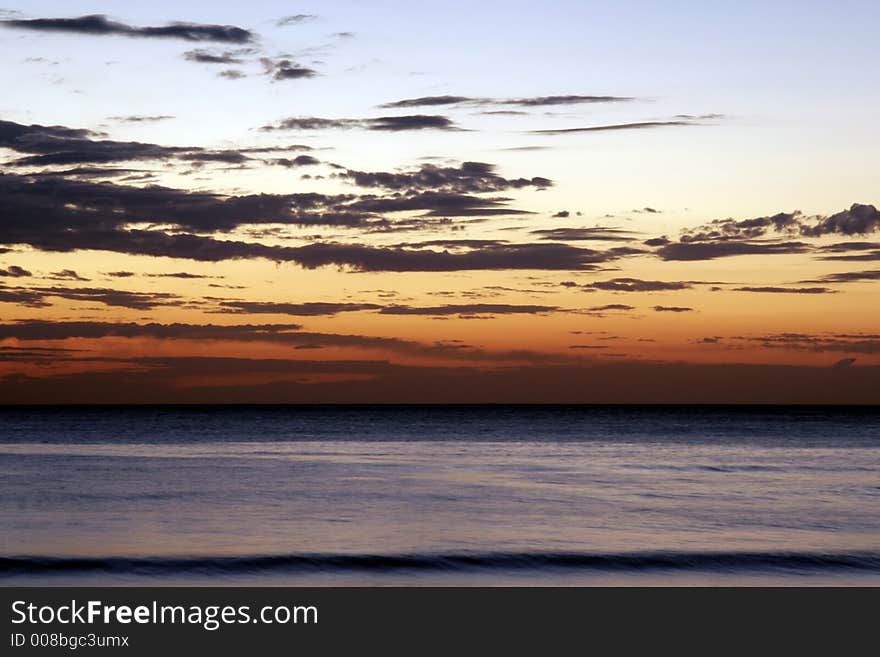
[1,4,878,402]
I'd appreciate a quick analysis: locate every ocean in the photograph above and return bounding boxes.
[1,405,878,585]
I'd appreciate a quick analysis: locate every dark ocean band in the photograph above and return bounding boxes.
[3,551,880,576]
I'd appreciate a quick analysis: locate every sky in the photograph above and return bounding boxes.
[1,1,879,403]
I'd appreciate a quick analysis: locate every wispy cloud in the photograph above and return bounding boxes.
[379,94,633,108]
[214,301,382,316]
[530,121,693,136]
[530,227,636,242]
[378,303,558,316]
[276,15,319,27]
[260,57,318,80]
[802,270,880,284]
[732,286,835,294]
[107,115,175,123]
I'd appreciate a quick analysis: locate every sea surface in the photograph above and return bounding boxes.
[1,405,878,586]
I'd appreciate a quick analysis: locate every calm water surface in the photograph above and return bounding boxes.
[1,406,878,585]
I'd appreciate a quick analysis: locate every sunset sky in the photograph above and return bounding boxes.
[1,1,878,403]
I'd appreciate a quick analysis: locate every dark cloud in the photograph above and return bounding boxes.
[345,190,533,218]
[552,211,569,218]
[50,287,181,310]
[583,278,693,292]
[260,115,459,131]
[258,242,615,272]
[272,155,321,167]
[0,345,83,362]
[378,303,558,316]
[0,284,48,307]
[656,240,811,261]
[260,117,359,131]
[392,239,507,249]
[653,305,694,312]
[1,118,606,273]
[655,205,880,261]
[215,301,381,316]
[645,212,840,260]
[268,60,318,80]
[732,286,835,294]
[0,164,551,255]
[531,121,692,136]
[803,270,880,284]
[180,150,250,164]
[732,333,880,355]
[833,358,857,369]
[587,304,635,312]
[1,14,254,43]
[1,287,182,310]
[508,95,633,106]
[818,251,880,262]
[1,118,191,165]
[183,49,243,64]
[46,269,89,281]
[817,241,880,253]
[339,161,551,193]
[815,242,880,262]
[0,283,183,310]
[218,69,246,80]
[0,320,304,343]
[800,204,880,237]
[105,271,135,278]
[146,272,218,279]
[531,227,635,242]
[0,171,373,236]
[0,320,570,366]
[0,265,31,277]
[675,211,802,242]
[379,95,473,108]
[0,173,619,270]
[368,115,458,131]
[0,116,292,170]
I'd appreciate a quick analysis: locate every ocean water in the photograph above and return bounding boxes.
[1,405,878,586]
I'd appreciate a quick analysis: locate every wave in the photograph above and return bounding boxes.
[2,550,880,576]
